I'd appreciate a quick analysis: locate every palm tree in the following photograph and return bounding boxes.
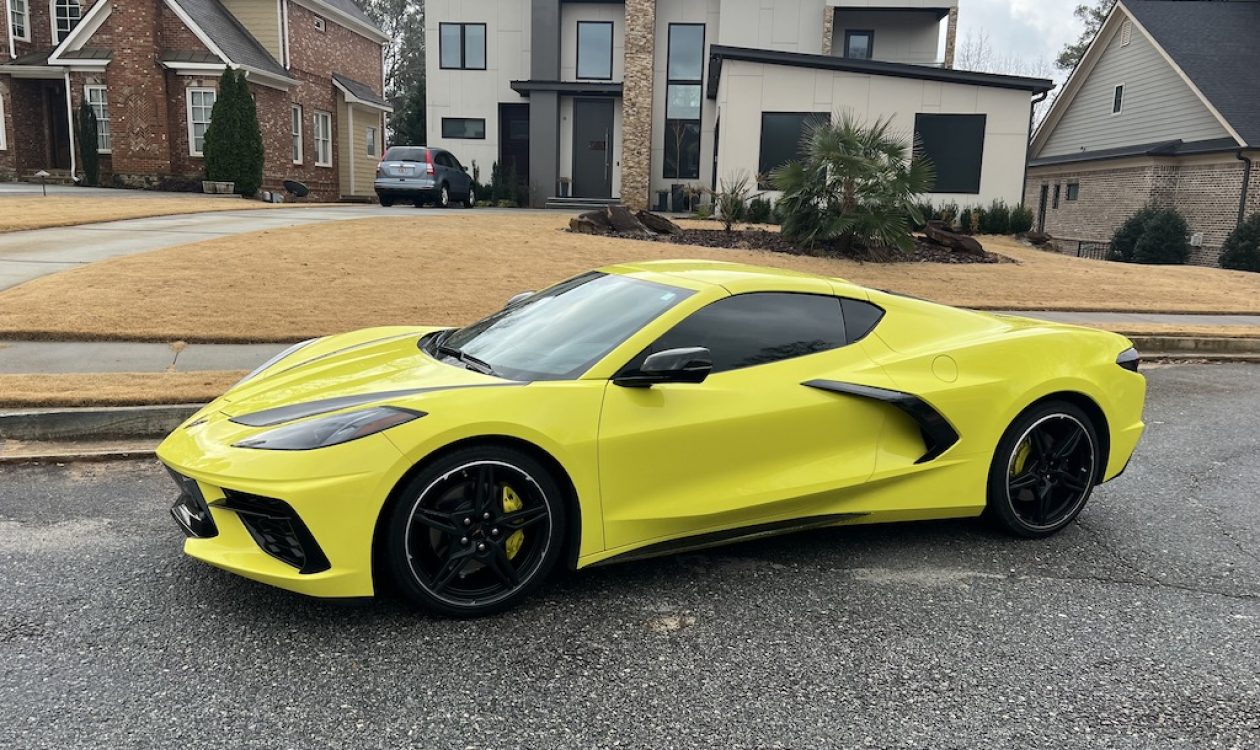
[772,113,935,254]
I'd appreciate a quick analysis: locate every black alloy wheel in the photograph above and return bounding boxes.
[386,447,566,617]
[987,401,1100,538]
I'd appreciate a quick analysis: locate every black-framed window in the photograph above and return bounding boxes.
[664,23,705,180]
[844,30,874,60]
[441,118,486,139]
[576,21,613,80]
[440,23,486,70]
[1112,84,1124,114]
[1066,183,1080,202]
[758,112,829,179]
[914,113,986,194]
[1053,183,1061,209]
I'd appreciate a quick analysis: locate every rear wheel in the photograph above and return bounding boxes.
[386,446,567,617]
[437,185,451,209]
[464,185,476,208]
[378,194,395,207]
[986,401,1100,538]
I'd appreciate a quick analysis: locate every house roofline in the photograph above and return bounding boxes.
[333,76,394,112]
[289,0,390,44]
[1028,137,1242,168]
[705,45,1055,99]
[47,0,112,66]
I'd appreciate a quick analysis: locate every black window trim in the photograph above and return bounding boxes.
[663,22,706,180]
[441,117,487,140]
[1065,182,1080,202]
[1052,183,1061,209]
[439,22,487,71]
[844,29,875,60]
[575,20,614,81]
[1112,83,1124,115]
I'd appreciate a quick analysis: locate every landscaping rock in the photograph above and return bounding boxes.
[923,220,986,256]
[636,210,682,235]
[577,209,613,229]
[1025,230,1052,246]
[569,216,606,235]
[605,205,651,234]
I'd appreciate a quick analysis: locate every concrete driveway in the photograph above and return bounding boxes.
[0,363,1256,748]
[0,203,515,291]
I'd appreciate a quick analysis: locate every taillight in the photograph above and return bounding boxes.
[1116,347,1140,372]
[425,150,435,176]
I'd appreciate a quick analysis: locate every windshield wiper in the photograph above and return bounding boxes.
[436,343,496,376]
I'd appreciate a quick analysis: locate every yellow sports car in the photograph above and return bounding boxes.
[160,260,1145,617]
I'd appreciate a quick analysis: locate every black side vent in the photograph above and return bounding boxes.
[215,491,331,574]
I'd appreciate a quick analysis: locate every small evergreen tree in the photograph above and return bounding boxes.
[77,100,100,187]
[1132,209,1190,265]
[1219,213,1260,272]
[202,70,264,196]
[982,200,1011,234]
[235,73,265,196]
[1010,205,1034,234]
[1108,204,1159,262]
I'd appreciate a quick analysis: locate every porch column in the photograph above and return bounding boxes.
[527,0,561,206]
[620,0,656,210]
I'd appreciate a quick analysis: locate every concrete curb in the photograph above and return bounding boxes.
[0,404,200,441]
[0,447,157,465]
[1129,335,1260,355]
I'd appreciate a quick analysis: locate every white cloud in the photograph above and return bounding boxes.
[956,0,1085,81]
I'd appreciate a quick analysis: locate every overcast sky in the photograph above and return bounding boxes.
[956,0,1087,81]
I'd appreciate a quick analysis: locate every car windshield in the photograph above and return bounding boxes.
[383,146,428,163]
[440,272,693,381]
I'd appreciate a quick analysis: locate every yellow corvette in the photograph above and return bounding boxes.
[159,260,1145,616]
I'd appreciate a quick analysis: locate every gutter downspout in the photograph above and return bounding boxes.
[1237,149,1253,229]
[1022,89,1051,207]
[6,0,14,60]
[63,70,77,181]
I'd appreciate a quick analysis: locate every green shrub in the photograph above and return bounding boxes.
[746,196,774,225]
[711,173,751,231]
[1010,205,1034,234]
[934,201,959,228]
[982,200,1011,234]
[909,200,933,231]
[77,100,99,187]
[202,69,263,196]
[958,207,984,235]
[1109,205,1189,264]
[1220,213,1260,272]
[772,113,935,253]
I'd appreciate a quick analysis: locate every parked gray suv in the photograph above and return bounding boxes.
[374,146,476,208]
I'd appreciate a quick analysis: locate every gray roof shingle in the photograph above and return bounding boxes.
[332,73,389,107]
[320,0,378,30]
[1125,0,1260,146]
[169,0,289,78]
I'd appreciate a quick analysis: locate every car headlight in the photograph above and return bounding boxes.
[232,406,425,450]
[235,338,321,387]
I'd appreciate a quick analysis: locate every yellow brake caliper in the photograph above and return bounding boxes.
[501,486,525,560]
[1012,439,1032,476]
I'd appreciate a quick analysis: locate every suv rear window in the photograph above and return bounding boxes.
[382,146,428,163]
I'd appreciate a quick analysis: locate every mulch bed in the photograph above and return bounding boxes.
[638,228,1014,264]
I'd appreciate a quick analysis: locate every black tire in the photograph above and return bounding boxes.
[411,196,426,208]
[437,184,451,209]
[464,185,476,209]
[986,400,1101,538]
[378,195,395,207]
[385,446,567,618]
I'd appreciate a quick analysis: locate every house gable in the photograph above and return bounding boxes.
[1034,3,1234,160]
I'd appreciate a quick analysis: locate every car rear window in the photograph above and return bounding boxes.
[383,146,428,163]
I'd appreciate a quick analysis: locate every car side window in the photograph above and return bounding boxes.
[434,152,451,168]
[628,292,849,375]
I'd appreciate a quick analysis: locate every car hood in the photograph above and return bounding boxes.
[215,326,509,419]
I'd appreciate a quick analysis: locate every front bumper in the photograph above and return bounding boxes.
[158,412,409,598]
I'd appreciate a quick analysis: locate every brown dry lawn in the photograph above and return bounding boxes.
[1,213,1259,343]
[0,371,246,408]
[0,195,322,233]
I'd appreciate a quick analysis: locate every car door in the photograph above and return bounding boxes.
[597,290,897,552]
[446,152,471,196]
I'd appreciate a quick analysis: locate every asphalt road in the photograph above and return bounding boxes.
[1,364,1258,749]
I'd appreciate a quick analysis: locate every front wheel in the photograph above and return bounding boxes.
[986,401,1100,538]
[437,185,451,209]
[385,447,567,617]
[464,186,476,208]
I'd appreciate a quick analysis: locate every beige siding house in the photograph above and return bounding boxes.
[1027,0,1260,266]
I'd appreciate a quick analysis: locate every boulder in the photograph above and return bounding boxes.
[636,210,682,235]
[576,209,613,229]
[604,204,651,234]
[923,220,986,256]
[569,216,606,235]
[1025,230,1052,246]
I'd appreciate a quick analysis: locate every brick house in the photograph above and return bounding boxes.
[0,0,391,200]
[1027,0,1260,266]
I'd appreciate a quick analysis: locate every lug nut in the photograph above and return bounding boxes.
[491,528,499,536]
[477,543,486,552]
[463,518,472,526]
[483,512,491,520]
[460,537,469,545]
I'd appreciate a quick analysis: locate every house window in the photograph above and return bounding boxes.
[186,88,216,156]
[439,22,486,70]
[758,112,829,180]
[1066,183,1080,202]
[576,21,613,80]
[365,126,377,156]
[291,104,302,164]
[313,16,325,32]
[914,113,987,194]
[85,85,110,152]
[844,30,874,60]
[664,23,704,180]
[313,111,332,166]
[441,117,485,139]
[53,0,80,44]
[1112,84,1124,114]
[1053,184,1061,209]
[9,0,29,40]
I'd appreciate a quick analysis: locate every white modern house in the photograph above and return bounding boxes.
[425,0,1052,210]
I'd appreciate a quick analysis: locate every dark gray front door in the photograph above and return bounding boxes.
[572,99,614,198]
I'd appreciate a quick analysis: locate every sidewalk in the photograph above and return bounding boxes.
[1,310,1258,375]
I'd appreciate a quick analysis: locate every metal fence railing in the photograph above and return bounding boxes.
[1062,240,1111,260]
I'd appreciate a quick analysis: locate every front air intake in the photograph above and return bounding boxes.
[215,491,331,574]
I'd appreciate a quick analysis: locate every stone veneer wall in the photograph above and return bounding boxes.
[943,7,959,69]
[620,0,656,210]
[820,7,835,55]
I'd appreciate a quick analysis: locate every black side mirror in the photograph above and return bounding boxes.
[614,347,712,388]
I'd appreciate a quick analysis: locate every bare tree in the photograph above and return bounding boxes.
[361,0,426,142]
[954,29,1059,126]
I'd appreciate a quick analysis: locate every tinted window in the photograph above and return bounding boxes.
[914,113,986,194]
[441,118,486,139]
[439,23,486,70]
[758,112,829,178]
[383,146,428,162]
[841,298,884,343]
[844,30,873,59]
[442,273,693,381]
[632,293,847,375]
[576,21,613,80]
